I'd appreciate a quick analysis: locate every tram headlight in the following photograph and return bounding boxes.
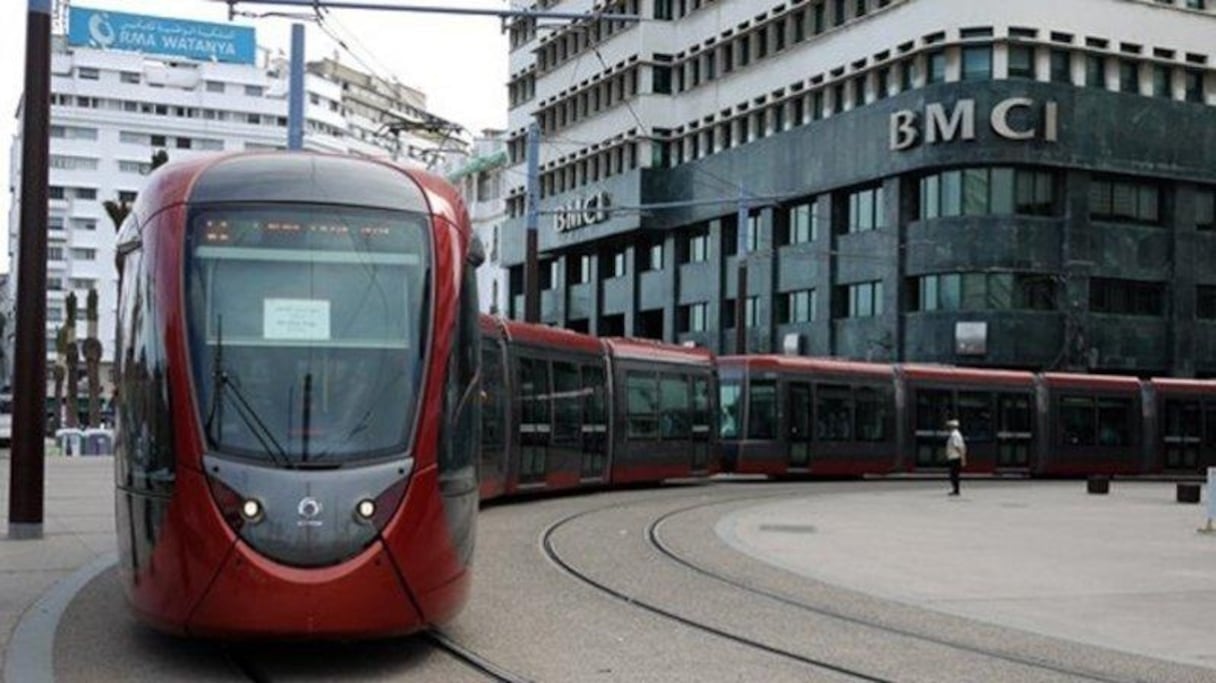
[241,498,263,522]
[355,499,376,522]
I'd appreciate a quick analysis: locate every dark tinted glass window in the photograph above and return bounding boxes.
[552,361,581,444]
[660,375,691,439]
[747,380,777,439]
[719,380,742,438]
[627,371,659,438]
[817,383,853,441]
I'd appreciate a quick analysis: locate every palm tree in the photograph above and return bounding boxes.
[64,292,79,429]
[104,150,169,231]
[84,289,103,427]
[52,326,66,435]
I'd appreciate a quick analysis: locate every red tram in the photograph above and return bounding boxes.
[113,153,480,638]
[477,318,718,500]
[719,355,1216,478]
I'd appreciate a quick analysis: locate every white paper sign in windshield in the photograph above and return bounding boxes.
[264,298,331,341]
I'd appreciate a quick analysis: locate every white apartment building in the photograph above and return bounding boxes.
[447,130,509,315]
[8,13,467,384]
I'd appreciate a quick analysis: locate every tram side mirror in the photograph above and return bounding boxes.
[467,234,486,268]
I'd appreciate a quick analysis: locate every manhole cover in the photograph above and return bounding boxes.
[758,523,817,534]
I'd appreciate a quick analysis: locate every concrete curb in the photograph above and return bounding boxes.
[3,552,118,683]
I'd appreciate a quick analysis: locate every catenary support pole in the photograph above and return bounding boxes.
[8,0,53,541]
[524,121,541,323]
[287,23,305,150]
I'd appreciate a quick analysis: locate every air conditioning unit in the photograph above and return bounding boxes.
[782,333,803,356]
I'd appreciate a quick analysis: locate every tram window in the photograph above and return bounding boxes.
[1097,398,1132,446]
[854,386,888,442]
[480,345,504,447]
[582,366,606,425]
[626,372,660,439]
[999,394,1032,433]
[957,392,994,442]
[691,377,712,436]
[816,383,852,441]
[1060,396,1096,446]
[719,380,742,438]
[747,380,777,439]
[1164,400,1201,438]
[552,361,581,445]
[915,389,953,431]
[660,375,692,439]
[519,357,550,427]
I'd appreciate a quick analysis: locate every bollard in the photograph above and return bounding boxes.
[1177,482,1201,504]
[1087,475,1110,495]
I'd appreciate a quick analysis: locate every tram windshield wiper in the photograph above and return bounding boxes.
[203,315,290,468]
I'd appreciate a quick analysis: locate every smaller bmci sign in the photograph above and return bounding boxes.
[69,6,256,65]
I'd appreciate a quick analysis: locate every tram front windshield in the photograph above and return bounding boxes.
[185,204,430,467]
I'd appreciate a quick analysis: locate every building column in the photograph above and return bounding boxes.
[588,249,602,336]
[756,206,777,354]
[623,244,637,337]
[892,174,916,362]
[663,233,678,342]
[1062,170,1094,372]
[708,218,726,353]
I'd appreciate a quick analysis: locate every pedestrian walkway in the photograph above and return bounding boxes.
[0,453,115,680]
[718,480,1216,671]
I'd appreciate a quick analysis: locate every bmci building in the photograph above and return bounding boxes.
[500,0,1216,377]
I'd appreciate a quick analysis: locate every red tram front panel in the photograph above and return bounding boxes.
[113,153,479,638]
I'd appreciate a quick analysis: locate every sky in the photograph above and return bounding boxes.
[0,0,512,272]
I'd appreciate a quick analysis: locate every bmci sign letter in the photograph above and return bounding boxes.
[890,98,1059,151]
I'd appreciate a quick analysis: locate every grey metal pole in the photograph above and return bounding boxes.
[523,121,540,323]
[8,0,52,541]
[734,187,749,355]
[287,23,305,150]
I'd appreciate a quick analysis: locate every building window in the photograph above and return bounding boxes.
[244,84,265,96]
[645,243,664,271]
[787,201,818,243]
[1184,70,1204,103]
[962,45,993,81]
[921,167,1055,219]
[1090,278,1165,316]
[1086,55,1106,88]
[1151,64,1171,98]
[69,247,97,261]
[836,281,884,318]
[683,230,709,263]
[679,302,708,332]
[1007,45,1035,79]
[846,185,885,232]
[119,71,140,84]
[778,289,816,323]
[1197,188,1216,231]
[1118,59,1139,94]
[1089,177,1161,224]
[1199,286,1216,320]
[912,273,1056,311]
[205,80,225,93]
[1049,49,1072,83]
[77,67,99,80]
[926,50,947,84]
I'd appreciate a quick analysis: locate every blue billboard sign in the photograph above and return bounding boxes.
[68,6,256,65]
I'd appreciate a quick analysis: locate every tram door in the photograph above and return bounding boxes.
[690,376,711,472]
[788,382,811,468]
[517,357,550,485]
[1163,400,1201,471]
[914,390,953,467]
[580,365,608,480]
[479,342,507,484]
[996,394,1032,468]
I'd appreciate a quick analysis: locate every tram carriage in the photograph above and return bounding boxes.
[718,355,897,477]
[1149,378,1216,473]
[113,152,480,638]
[478,319,720,500]
[1039,373,1145,476]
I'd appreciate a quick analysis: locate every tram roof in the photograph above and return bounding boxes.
[492,317,604,355]
[900,364,1036,387]
[718,355,894,378]
[603,337,715,366]
[1149,377,1216,396]
[1041,372,1143,392]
